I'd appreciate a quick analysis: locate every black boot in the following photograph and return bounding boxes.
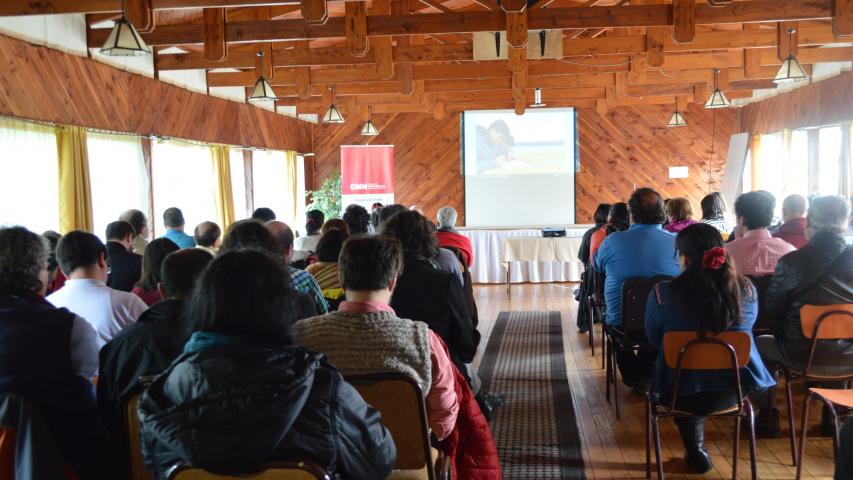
[676,418,713,474]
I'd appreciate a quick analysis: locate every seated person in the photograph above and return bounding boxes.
[305,228,349,300]
[321,218,350,235]
[726,191,795,276]
[98,249,212,476]
[760,195,853,374]
[294,209,324,253]
[220,220,319,320]
[138,249,396,479]
[105,220,142,292]
[576,203,611,331]
[49,231,148,347]
[589,202,630,262]
[435,206,474,268]
[120,209,150,255]
[773,194,809,249]
[699,193,732,234]
[132,238,180,306]
[593,188,681,388]
[42,230,66,294]
[0,226,108,478]
[296,234,459,440]
[343,204,371,235]
[645,224,775,474]
[382,210,478,381]
[266,220,329,314]
[663,197,698,234]
[160,207,196,249]
[251,206,276,222]
[193,221,221,255]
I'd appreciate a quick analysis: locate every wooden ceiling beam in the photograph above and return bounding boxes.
[344,1,368,56]
[203,8,227,61]
[86,0,834,47]
[0,0,302,15]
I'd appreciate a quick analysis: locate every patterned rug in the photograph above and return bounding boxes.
[478,311,586,479]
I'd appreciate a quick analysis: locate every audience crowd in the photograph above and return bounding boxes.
[1,183,851,479]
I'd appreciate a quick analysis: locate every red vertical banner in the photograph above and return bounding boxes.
[340,145,395,209]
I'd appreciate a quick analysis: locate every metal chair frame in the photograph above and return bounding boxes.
[645,333,757,480]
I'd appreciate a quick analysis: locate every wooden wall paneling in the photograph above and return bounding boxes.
[310,104,736,224]
[0,34,311,152]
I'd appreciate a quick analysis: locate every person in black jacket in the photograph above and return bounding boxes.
[138,249,395,479]
[382,211,478,379]
[0,226,109,478]
[98,248,213,478]
[576,203,611,332]
[105,220,142,292]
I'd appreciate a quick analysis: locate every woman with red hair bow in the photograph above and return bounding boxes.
[644,223,776,474]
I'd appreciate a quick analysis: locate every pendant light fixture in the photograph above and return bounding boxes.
[774,28,809,84]
[361,107,379,136]
[322,86,345,124]
[704,68,730,109]
[667,100,686,127]
[248,51,278,103]
[531,87,546,108]
[99,0,151,56]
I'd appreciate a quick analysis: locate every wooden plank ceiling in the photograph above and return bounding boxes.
[5,0,853,120]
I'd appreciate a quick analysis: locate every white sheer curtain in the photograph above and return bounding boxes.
[252,149,299,227]
[0,118,60,233]
[87,132,148,241]
[151,140,218,236]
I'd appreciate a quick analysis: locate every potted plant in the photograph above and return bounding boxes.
[306,173,342,220]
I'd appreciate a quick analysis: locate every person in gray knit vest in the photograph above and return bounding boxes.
[295,234,459,440]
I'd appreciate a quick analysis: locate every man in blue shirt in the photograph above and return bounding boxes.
[593,187,681,388]
[160,207,197,249]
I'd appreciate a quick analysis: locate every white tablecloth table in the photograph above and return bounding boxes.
[460,228,589,285]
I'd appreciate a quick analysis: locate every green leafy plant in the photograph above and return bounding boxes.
[306,173,342,220]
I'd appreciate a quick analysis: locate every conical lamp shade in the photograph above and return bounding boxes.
[361,119,379,136]
[248,76,277,102]
[774,55,808,84]
[667,111,687,127]
[322,104,345,124]
[100,17,151,56]
[704,88,730,109]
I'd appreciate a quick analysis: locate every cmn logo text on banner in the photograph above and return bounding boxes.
[340,145,395,210]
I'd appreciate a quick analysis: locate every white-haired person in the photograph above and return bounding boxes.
[435,206,474,267]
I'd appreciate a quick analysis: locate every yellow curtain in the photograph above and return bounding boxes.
[211,145,236,230]
[55,125,94,233]
[283,150,299,224]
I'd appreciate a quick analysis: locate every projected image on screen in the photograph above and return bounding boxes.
[463,108,576,227]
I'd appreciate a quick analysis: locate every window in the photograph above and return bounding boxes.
[229,149,248,220]
[818,126,842,196]
[0,118,60,233]
[151,140,217,236]
[87,133,148,241]
[755,131,784,199]
[294,155,307,235]
[252,150,298,227]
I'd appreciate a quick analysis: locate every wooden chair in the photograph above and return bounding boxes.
[605,275,672,420]
[346,373,451,480]
[745,275,777,336]
[165,461,330,479]
[780,304,853,469]
[127,394,154,480]
[646,331,757,480]
[585,267,606,363]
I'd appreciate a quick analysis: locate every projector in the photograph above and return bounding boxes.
[542,227,566,237]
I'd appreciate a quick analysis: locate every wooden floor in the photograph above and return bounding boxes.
[472,283,837,480]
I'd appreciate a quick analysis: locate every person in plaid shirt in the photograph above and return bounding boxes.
[726,191,795,277]
[267,221,329,315]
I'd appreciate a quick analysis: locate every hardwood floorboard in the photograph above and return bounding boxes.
[474,283,837,480]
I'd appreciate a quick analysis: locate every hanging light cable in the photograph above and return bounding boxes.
[361,107,379,136]
[667,99,686,127]
[248,51,278,103]
[99,0,151,56]
[774,28,809,84]
[322,86,345,124]
[704,68,730,109]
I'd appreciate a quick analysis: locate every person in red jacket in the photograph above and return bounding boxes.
[435,206,474,267]
[773,194,809,248]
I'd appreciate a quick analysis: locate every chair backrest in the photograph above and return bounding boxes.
[662,331,752,410]
[345,373,433,475]
[590,267,606,306]
[746,275,776,333]
[127,394,153,480]
[621,276,673,337]
[166,461,330,480]
[799,304,853,377]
